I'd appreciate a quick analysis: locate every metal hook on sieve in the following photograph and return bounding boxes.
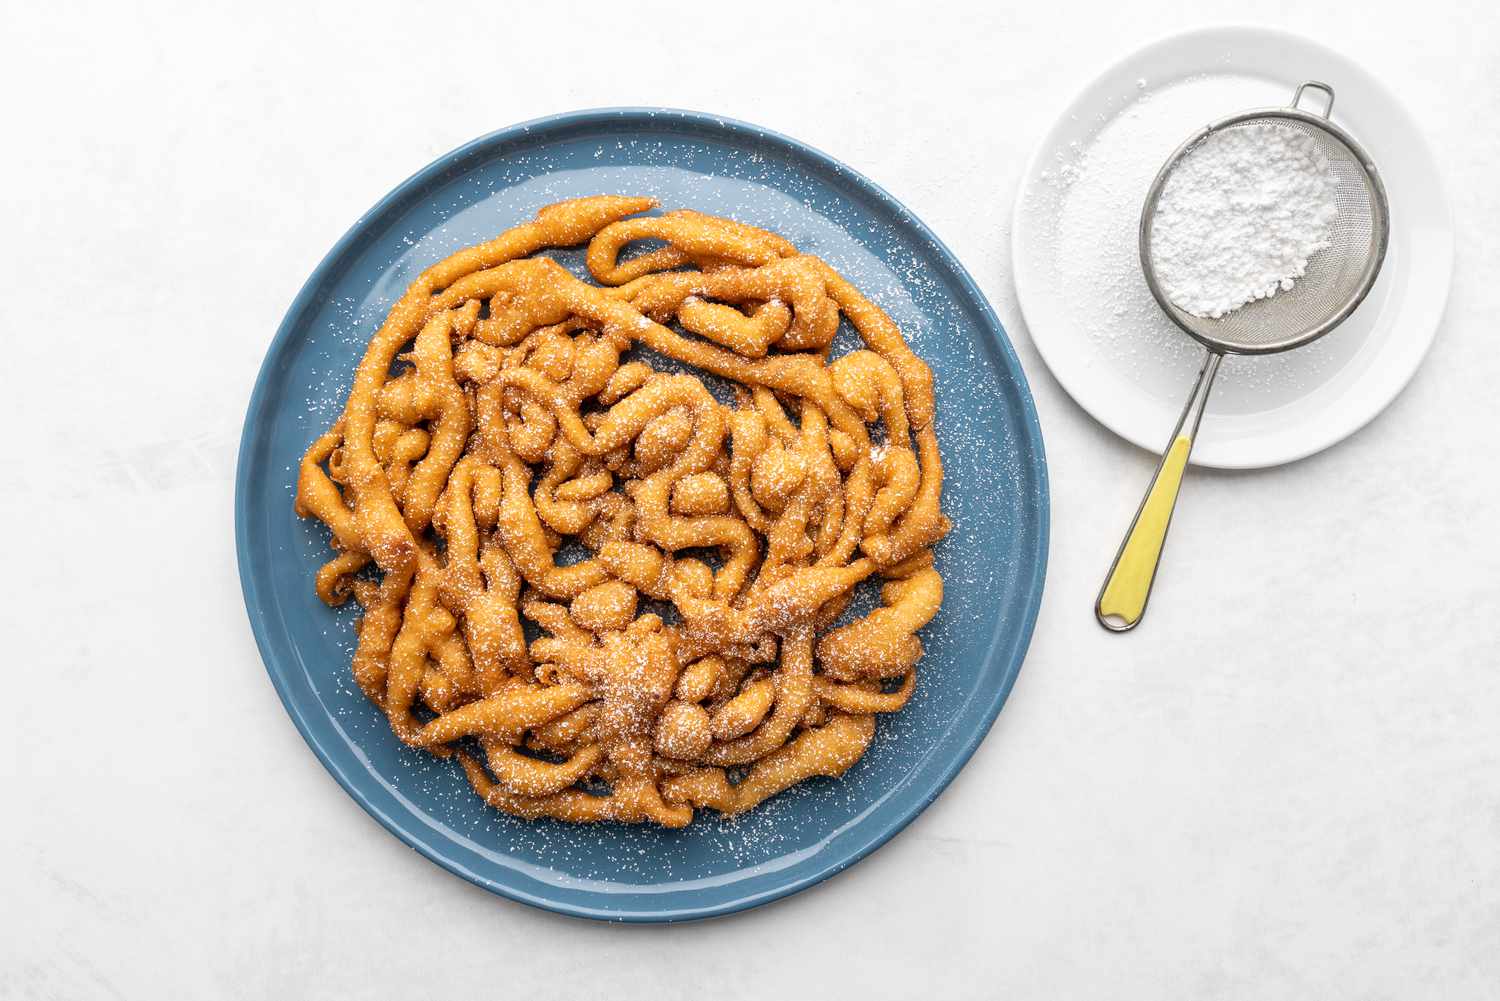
[1292,80,1336,119]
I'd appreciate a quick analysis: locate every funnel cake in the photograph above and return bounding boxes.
[294,196,949,826]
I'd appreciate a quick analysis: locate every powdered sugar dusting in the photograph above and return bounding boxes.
[274,124,1043,889]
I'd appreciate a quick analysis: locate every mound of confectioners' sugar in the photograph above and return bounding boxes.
[1149,123,1339,319]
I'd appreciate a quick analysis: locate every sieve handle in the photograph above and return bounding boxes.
[1096,351,1222,632]
[1292,81,1336,118]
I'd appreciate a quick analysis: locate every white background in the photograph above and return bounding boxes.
[4,1,1497,998]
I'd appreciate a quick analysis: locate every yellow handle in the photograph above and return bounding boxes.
[1097,435,1193,629]
[1096,351,1220,633]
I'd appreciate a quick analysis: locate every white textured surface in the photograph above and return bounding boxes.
[3,1,1497,998]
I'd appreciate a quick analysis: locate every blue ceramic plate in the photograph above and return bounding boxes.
[236,109,1048,922]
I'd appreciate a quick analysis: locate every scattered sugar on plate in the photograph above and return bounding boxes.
[287,140,1041,879]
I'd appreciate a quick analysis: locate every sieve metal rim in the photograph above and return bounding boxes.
[1137,91,1392,356]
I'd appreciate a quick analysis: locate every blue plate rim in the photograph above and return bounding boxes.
[235,106,1050,923]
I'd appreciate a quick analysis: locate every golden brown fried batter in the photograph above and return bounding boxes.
[294,196,949,826]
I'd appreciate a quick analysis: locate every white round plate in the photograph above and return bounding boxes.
[1011,26,1452,469]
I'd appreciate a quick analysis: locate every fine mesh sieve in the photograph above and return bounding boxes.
[1096,82,1391,633]
[1140,81,1390,354]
